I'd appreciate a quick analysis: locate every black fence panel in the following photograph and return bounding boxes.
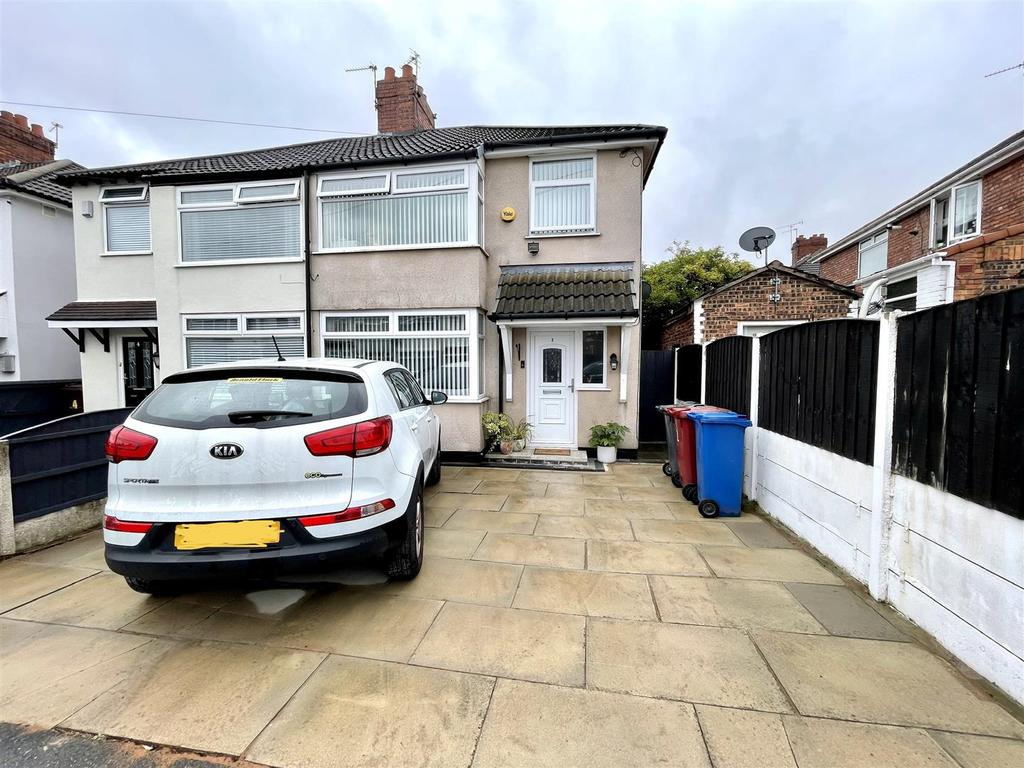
[0,380,83,438]
[639,350,675,441]
[759,319,878,465]
[676,344,702,402]
[705,336,752,415]
[893,287,1023,519]
[5,408,131,523]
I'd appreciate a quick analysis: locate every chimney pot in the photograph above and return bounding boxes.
[375,63,435,134]
[384,66,396,80]
[30,123,44,137]
[401,63,414,78]
[14,114,29,129]
[0,110,56,162]
[1,111,13,123]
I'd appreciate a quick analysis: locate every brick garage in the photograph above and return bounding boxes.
[660,309,694,348]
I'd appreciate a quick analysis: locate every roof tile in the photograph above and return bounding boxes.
[492,263,637,319]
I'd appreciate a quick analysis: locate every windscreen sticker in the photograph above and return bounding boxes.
[226,377,284,383]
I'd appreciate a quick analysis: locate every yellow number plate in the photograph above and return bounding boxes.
[174,520,281,550]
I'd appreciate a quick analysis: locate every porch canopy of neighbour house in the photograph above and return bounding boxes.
[46,300,157,352]
[490,262,638,403]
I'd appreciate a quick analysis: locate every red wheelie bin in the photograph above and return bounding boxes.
[666,405,728,503]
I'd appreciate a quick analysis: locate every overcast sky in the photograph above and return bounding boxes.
[2,0,1022,263]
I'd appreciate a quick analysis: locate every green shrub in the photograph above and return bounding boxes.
[589,422,630,448]
[481,412,512,451]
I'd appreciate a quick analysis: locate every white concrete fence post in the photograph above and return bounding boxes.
[868,311,899,601]
[0,440,14,556]
[748,336,761,503]
[699,343,707,403]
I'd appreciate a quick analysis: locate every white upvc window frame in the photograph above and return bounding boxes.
[181,311,306,368]
[320,308,485,401]
[233,179,300,204]
[858,230,889,279]
[175,178,304,266]
[576,327,608,391]
[950,180,982,243]
[316,162,480,253]
[929,193,950,250]
[883,274,919,312]
[528,152,597,236]
[100,183,151,256]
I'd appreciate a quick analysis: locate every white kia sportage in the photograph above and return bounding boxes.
[102,358,445,594]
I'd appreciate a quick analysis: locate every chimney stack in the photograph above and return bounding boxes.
[375,64,435,134]
[791,233,828,265]
[0,111,56,163]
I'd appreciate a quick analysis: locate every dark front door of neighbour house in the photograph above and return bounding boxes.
[639,349,675,442]
[122,337,155,407]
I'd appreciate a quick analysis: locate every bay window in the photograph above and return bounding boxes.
[322,309,485,399]
[529,156,596,234]
[183,313,305,367]
[858,231,888,278]
[101,185,150,254]
[177,180,301,264]
[318,164,480,251]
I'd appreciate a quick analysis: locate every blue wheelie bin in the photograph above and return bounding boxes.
[687,411,752,518]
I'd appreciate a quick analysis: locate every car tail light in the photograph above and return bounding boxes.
[105,426,158,463]
[103,515,153,534]
[298,498,396,527]
[304,416,392,458]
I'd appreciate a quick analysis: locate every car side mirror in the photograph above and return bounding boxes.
[430,391,448,405]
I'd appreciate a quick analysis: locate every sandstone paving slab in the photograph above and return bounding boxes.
[582,472,654,487]
[502,495,584,516]
[929,731,1024,768]
[429,492,508,511]
[442,508,538,534]
[633,519,744,546]
[700,546,844,585]
[63,639,325,756]
[473,679,711,768]
[473,532,585,569]
[519,469,583,485]
[695,705,797,768]
[667,501,709,521]
[651,576,827,633]
[587,540,710,576]
[587,618,792,712]
[450,467,522,482]
[785,582,908,641]
[754,631,1024,737]
[423,528,484,559]
[247,655,493,768]
[377,556,522,607]
[534,514,633,540]
[620,485,691,502]
[120,598,220,637]
[546,483,621,500]
[725,520,796,548]
[0,619,154,727]
[410,602,585,685]
[513,566,656,620]
[5,572,167,630]
[0,560,97,613]
[424,504,455,528]
[782,716,961,768]
[20,530,108,570]
[584,498,674,519]
[439,465,464,479]
[427,477,480,495]
[474,480,549,496]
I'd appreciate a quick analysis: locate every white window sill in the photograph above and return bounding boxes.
[102,251,153,257]
[439,396,490,404]
[526,231,600,239]
[313,242,482,255]
[577,386,611,392]
[175,257,305,268]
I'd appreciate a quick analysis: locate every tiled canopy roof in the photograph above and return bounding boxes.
[47,300,157,324]
[0,159,83,205]
[56,124,666,184]
[492,263,637,320]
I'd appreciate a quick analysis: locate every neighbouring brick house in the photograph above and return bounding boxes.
[660,261,857,346]
[800,130,1024,313]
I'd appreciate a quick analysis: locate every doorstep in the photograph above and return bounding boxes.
[482,447,602,471]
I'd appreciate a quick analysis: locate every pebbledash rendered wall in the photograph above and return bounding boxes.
[713,314,1024,705]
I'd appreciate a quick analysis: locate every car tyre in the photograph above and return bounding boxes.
[123,576,180,596]
[386,477,424,580]
[425,432,442,487]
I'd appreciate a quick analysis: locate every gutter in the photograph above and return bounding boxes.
[302,169,313,356]
[488,310,639,321]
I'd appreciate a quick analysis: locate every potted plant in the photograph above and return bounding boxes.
[509,419,533,453]
[481,412,512,454]
[589,422,630,464]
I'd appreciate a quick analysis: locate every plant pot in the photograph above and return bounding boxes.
[597,446,617,464]
[513,439,526,453]
[499,440,514,455]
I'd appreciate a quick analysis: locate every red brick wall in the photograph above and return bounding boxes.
[887,207,931,269]
[375,64,435,134]
[0,111,55,163]
[699,271,854,342]
[819,244,859,285]
[982,155,1024,232]
[660,312,693,348]
[952,236,1024,301]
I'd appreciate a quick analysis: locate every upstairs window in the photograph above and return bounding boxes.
[101,185,150,254]
[318,164,478,250]
[530,156,596,234]
[952,181,980,241]
[177,180,301,264]
[858,231,889,278]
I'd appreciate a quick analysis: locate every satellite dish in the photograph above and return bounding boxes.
[739,226,776,255]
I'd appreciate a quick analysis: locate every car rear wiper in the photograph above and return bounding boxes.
[228,410,312,423]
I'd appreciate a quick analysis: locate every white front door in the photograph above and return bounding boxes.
[530,331,576,446]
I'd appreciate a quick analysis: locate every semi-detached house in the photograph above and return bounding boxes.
[48,66,666,455]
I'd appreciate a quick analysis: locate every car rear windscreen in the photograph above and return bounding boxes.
[133,368,369,429]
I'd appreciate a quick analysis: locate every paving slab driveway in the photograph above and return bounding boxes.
[2,462,1023,767]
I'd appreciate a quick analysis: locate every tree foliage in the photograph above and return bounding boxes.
[642,242,754,346]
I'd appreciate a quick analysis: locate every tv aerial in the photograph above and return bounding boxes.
[739,226,776,265]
